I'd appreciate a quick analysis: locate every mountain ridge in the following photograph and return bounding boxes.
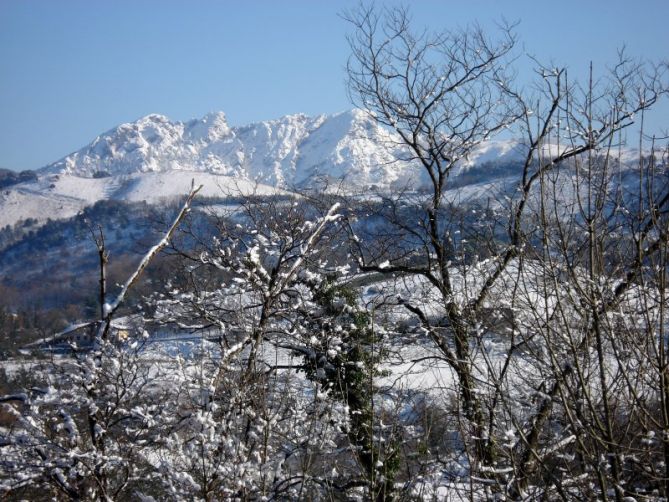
[41,109,417,187]
[0,109,645,231]
[40,109,544,188]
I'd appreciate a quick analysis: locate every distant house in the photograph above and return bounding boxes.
[23,316,143,353]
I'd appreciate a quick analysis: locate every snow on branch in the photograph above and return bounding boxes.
[269,203,341,297]
[98,181,202,339]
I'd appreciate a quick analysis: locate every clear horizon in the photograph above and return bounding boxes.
[1,0,668,171]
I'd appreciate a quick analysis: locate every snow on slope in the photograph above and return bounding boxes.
[458,139,526,169]
[117,171,284,202]
[43,113,244,178]
[293,109,420,188]
[0,183,86,229]
[0,171,284,228]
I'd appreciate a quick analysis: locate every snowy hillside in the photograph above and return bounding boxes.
[0,171,283,229]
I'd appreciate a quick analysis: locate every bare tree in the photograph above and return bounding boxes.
[345,4,667,497]
[344,4,521,472]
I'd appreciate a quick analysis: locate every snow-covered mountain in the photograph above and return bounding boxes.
[0,109,479,227]
[0,109,645,231]
[0,110,404,228]
[41,109,545,187]
[42,110,424,189]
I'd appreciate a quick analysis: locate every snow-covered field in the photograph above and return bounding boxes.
[0,171,285,228]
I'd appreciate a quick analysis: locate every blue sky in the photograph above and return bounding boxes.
[1,0,667,171]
